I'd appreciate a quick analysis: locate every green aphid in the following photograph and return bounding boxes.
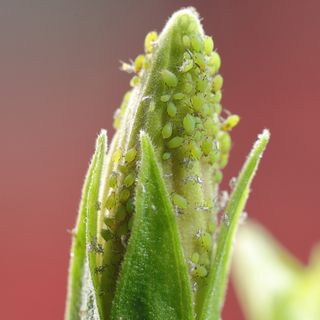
[218,132,232,153]
[183,114,196,134]
[167,101,177,117]
[144,31,158,53]
[101,228,114,242]
[168,136,184,149]
[162,152,171,161]
[204,118,219,136]
[200,232,212,251]
[125,147,137,163]
[222,115,240,131]
[214,91,223,103]
[199,252,211,266]
[160,94,171,102]
[161,69,178,87]
[172,193,188,209]
[162,122,173,139]
[191,94,204,112]
[191,35,203,52]
[134,54,145,73]
[214,103,222,114]
[208,150,219,165]
[149,100,156,112]
[201,139,212,156]
[109,172,118,188]
[204,35,214,55]
[180,59,194,73]
[173,92,185,100]
[104,217,115,229]
[189,141,202,160]
[182,35,191,48]
[193,130,203,142]
[208,51,221,74]
[219,153,229,169]
[124,173,135,187]
[130,75,140,87]
[192,265,208,278]
[115,205,127,222]
[196,78,208,92]
[212,74,224,92]
[118,164,128,174]
[187,21,197,33]
[119,189,131,203]
[105,192,116,210]
[112,149,122,163]
[213,170,223,184]
[191,252,200,264]
[194,53,206,71]
[183,82,194,94]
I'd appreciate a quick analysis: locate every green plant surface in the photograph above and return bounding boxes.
[199,130,270,320]
[232,221,320,320]
[65,7,270,320]
[65,131,107,319]
[111,132,193,320]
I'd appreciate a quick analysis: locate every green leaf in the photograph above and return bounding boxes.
[111,131,194,320]
[199,129,270,320]
[65,130,107,320]
[233,221,320,320]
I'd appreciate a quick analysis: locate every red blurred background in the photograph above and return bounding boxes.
[1,1,319,318]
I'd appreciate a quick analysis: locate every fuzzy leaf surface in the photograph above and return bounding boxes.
[199,129,270,320]
[111,132,194,320]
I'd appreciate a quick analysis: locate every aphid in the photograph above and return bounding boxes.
[208,222,215,234]
[191,252,200,264]
[201,139,212,156]
[193,53,206,71]
[173,92,185,100]
[101,228,114,242]
[119,188,131,202]
[219,153,229,168]
[162,152,171,160]
[213,170,223,184]
[180,58,194,73]
[149,100,156,112]
[105,192,116,210]
[125,147,137,163]
[208,51,221,74]
[212,74,224,92]
[126,197,135,213]
[112,149,122,163]
[124,173,135,187]
[168,136,183,149]
[222,115,240,131]
[203,118,219,137]
[218,132,231,153]
[182,35,191,48]
[144,31,158,53]
[191,35,203,52]
[134,54,145,73]
[172,193,188,209]
[183,114,196,134]
[109,172,118,188]
[191,94,204,112]
[200,232,212,251]
[167,101,177,117]
[204,35,214,55]
[189,141,202,160]
[192,265,208,278]
[161,69,178,87]
[162,122,173,139]
[129,75,140,87]
[160,94,171,102]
